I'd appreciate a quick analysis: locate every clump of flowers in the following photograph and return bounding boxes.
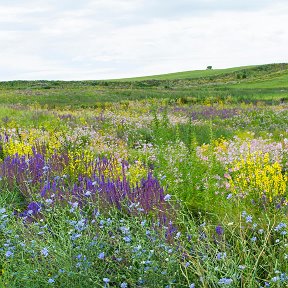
[226,151,287,205]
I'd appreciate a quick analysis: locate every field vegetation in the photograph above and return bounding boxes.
[0,63,287,287]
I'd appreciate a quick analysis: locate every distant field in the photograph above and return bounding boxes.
[0,63,287,107]
[111,65,255,81]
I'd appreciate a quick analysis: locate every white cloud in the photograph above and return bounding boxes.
[0,0,287,80]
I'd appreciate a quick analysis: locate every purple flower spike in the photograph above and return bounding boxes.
[216,225,224,236]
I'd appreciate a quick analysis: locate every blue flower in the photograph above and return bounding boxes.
[189,284,195,288]
[0,208,6,214]
[98,252,105,259]
[5,250,13,258]
[123,236,131,243]
[120,282,128,288]
[226,193,232,199]
[103,278,110,283]
[48,278,55,284]
[41,247,49,257]
[218,278,233,285]
[275,222,287,231]
[246,215,252,223]
[164,194,171,201]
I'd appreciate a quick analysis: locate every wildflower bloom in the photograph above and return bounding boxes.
[41,247,49,257]
[120,282,128,288]
[164,194,171,201]
[216,225,224,236]
[245,215,253,223]
[218,278,233,285]
[98,252,105,259]
[48,278,55,284]
[5,251,13,258]
[103,278,110,283]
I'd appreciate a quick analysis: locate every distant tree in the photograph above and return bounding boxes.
[207,66,212,70]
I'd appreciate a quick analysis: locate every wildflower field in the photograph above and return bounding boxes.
[0,64,288,287]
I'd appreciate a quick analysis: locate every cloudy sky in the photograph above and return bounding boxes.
[0,0,287,80]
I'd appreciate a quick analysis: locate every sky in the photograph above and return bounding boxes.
[0,0,287,80]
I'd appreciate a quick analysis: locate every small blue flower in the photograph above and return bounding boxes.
[48,278,55,284]
[103,278,110,283]
[5,250,13,258]
[123,236,131,243]
[120,282,128,288]
[98,252,105,259]
[218,278,233,285]
[0,208,6,214]
[164,194,171,201]
[251,237,257,242]
[271,276,280,282]
[41,247,49,257]
[226,193,232,199]
[246,215,252,223]
[275,222,287,232]
[189,284,195,288]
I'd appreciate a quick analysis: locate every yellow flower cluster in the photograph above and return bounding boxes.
[228,152,287,202]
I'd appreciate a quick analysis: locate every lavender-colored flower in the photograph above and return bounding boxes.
[5,250,13,258]
[246,215,252,223]
[0,208,6,214]
[218,278,233,285]
[84,190,92,197]
[48,278,55,284]
[41,247,49,257]
[189,284,195,288]
[45,199,53,205]
[123,236,131,243]
[103,278,110,283]
[120,282,128,288]
[251,236,257,242]
[98,252,105,259]
[164,194,171,201]
[274,222,287,231]
[216,225,224,236]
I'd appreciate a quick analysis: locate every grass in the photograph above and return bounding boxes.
[0,63,288,287]
[0,63,287,108]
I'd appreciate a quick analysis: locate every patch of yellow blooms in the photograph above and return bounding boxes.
[228,151,287,202]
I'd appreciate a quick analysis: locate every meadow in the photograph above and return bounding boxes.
[0,63,287,287]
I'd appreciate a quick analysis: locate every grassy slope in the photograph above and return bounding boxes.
[0,63,287,107]
[112,65,255,81]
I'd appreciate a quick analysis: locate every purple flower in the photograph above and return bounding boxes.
[216,225,224,236]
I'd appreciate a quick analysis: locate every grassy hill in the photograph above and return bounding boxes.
[0,63,287,107]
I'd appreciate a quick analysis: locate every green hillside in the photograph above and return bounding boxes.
[112,65,255,81]
[0,63,287,107]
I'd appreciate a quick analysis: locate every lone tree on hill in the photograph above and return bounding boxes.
[207,66,212,70]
